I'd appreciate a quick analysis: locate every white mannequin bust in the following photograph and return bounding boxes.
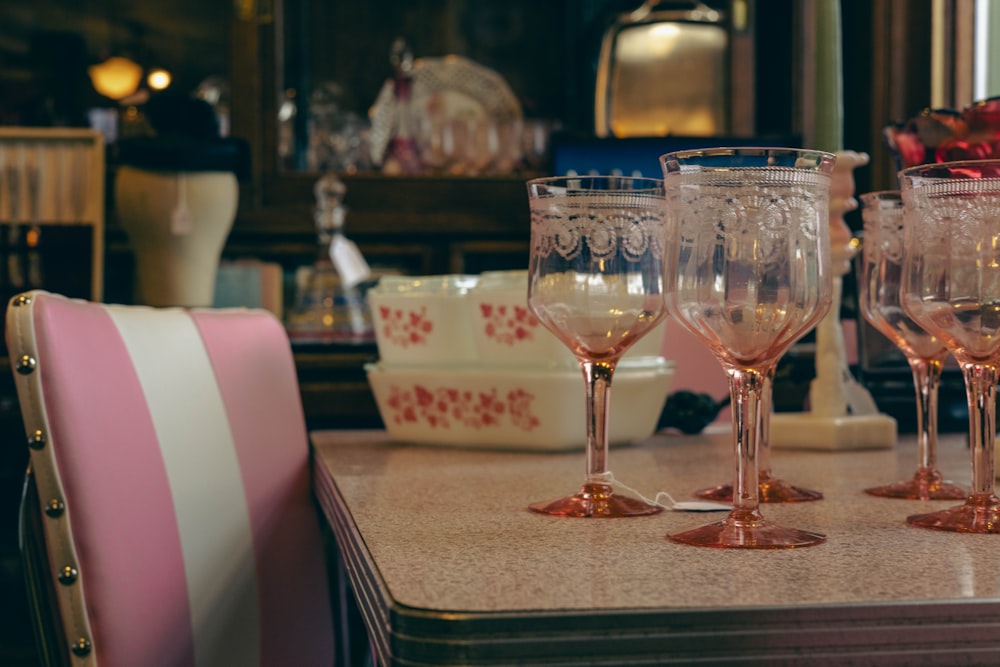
[115,165,238,307]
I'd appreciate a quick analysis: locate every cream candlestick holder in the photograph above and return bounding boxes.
[770,151,897,450]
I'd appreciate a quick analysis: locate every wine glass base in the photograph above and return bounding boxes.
[529,483,663,518]
[667,510,826,549]
[865,469,967,500]
[694,478,824,503]
[906,494,1000,533]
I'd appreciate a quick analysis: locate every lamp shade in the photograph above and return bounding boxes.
[89,56,143,100]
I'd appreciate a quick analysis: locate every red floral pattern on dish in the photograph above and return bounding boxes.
[377,305,433,347]
[384,384,540,431]
[477,303,541,346]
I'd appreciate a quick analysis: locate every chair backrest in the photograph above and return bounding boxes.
[6,291,334,667]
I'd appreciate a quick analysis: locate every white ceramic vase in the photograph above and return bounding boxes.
[115,165,238,307]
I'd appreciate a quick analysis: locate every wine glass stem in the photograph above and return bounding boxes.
[758,368,775,480]
[910,357,943,472]
[729,366,768,512]
[962,363,998,497]
[581,360,615,481]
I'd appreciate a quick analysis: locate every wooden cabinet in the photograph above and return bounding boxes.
[0,128,105,305]
[293,343,381,429]
[228,173,532,275]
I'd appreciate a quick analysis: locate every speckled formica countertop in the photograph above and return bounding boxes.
[312,428,1000,666]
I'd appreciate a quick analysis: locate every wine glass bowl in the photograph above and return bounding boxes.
[660,147,836,547]
[858,190,966,500]
[899,159,1000,532]
[526,175,668,517]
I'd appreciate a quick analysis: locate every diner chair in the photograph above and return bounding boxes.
[6,290,335,666]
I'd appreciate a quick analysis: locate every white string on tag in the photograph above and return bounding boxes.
[329,234,371,288]
[595,471,730,512]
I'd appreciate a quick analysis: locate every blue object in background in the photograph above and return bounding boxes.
[550,134,802,178]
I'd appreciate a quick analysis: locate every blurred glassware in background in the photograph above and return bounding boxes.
[416,116,540,176]
[285,49,548,176]
[195,75,231,137]
[490,118,526,174]
[884,96,1000,170]
[521,118,557,172]
[286,172,375,343]
[277,87,297,168]
[380,38,423,175]
[368,49,525,176]
[306,81,373,173]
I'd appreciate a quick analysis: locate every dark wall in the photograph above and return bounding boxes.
[0,0,230,125]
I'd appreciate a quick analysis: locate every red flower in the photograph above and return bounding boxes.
[965,98,1000,134]
[886,97,1000,170]
[936,138,995,163]
[884,127,929,169]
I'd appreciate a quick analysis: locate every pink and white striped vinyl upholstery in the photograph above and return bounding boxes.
[6,291,335,667]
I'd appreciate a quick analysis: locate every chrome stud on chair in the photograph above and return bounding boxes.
[57,566,78,585]
[70,637,92,657]
[28,429,45,450]
[44,499,65,518]
[15,354,36,374]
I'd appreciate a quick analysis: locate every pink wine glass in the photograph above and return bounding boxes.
[858,190,965,500]
[900,159,1000,532]
[660,147,835,548]
[526,175,668,517]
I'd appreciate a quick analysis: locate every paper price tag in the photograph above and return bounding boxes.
[330,235,372,288]
[171,176,194,235]
[671,500,730,512]
[171,205,194,235]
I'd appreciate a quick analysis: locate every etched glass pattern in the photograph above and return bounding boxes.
[665,172,831,367]
[902,181,1000,363]
[530,193,665,263]
[861,192,904,264]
